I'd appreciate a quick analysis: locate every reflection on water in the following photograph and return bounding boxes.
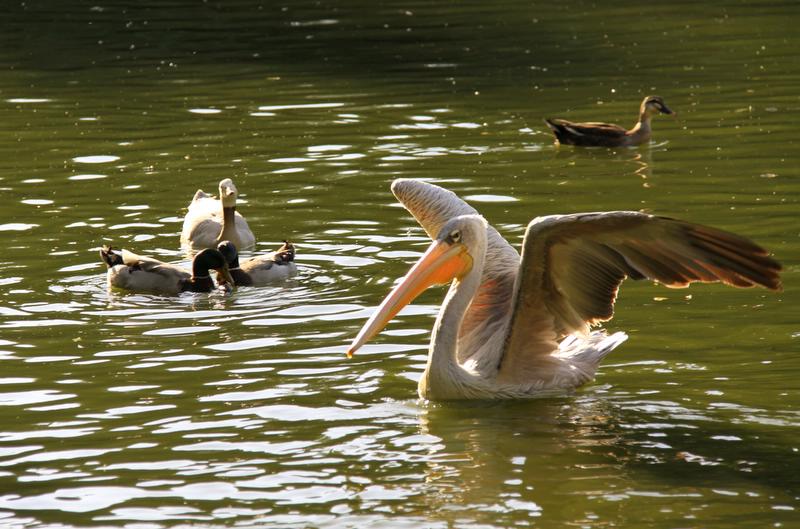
[0,0,797,527]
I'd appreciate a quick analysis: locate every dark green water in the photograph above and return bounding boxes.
[0,1,797,527]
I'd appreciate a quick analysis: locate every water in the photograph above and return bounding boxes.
[0,1,798,527]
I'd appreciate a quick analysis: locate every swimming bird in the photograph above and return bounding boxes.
[180,178,256,251]
[100,245,234,295]
[545,95,675,147]
[216,240,298,286]
[347,179,781,400]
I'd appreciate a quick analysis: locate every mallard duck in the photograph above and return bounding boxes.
[216,240,297,286]
[100,245,234,295]
[180,178,256,251]
[545,95,675,147]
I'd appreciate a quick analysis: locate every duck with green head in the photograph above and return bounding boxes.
[216,240,297,287]
[100,245,234,295]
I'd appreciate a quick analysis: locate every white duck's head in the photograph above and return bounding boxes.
[218,178,239,208]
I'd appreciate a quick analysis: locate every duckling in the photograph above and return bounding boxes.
[545,95,675,147]
[216,240,297,287]
[180,178,256,251]
[100,245,234,295]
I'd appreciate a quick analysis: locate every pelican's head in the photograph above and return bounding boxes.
[641,95,675,117]
[218,178,239,208]
[347,215,486,357]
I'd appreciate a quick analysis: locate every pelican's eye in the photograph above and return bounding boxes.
[448,229,461,243]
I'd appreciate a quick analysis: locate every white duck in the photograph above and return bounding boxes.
[100,245,234,295]
[347,179,782,400]
[180,178,256,251]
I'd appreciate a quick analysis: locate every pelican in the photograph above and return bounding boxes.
[347,179,782,400]
[180,178,256,251]
[100,245,234,295]
[545,96,675,147]
[216,240,297,286]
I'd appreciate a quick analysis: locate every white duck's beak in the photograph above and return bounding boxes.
[219,178,238,208]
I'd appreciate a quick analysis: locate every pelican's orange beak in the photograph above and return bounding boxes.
[347,239,472,357]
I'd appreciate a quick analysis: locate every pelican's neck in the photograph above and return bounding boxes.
[216,206,238,243]
[420,239,486,400]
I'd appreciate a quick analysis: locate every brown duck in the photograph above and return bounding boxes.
[545,96,675,147]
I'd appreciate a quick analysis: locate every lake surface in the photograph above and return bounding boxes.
[0,1,798,527]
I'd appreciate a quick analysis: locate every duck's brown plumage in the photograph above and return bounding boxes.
[545,95,674,147]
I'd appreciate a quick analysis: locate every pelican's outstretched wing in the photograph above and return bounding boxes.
[390,179,520,368]
[499,212,782,375]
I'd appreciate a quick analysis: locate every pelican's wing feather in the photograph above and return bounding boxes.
[500,211,782,370]
[391,179,521,367]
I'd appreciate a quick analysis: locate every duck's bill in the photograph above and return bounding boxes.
[660,104,675,116]
[216,266,236,289]
[346,239,471,358]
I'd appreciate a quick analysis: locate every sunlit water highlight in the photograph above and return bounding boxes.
[0,1,797,528]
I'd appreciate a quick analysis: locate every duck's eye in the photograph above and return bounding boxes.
[449,229,461,243]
